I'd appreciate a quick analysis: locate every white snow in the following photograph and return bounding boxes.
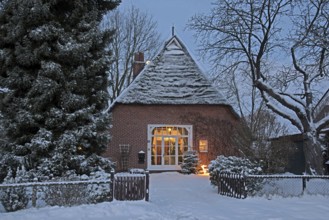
[0,87,9,93]
[1,172,328,220]
[113,35,229,106]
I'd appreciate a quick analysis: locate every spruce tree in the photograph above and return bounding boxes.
[181,151,200,174]
[0,0,120,181]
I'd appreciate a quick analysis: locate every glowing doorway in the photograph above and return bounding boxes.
[147,125,192,170]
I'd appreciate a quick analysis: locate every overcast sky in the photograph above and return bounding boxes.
[118,0,214,71]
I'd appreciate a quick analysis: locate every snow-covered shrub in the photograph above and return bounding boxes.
[0,187,29,212]
[0,168,29,212]
[43,171,87,207]
[77,154,115,174]
[43,170,111,206]
[44,183,88,207]
[208,155,262,186]
[86,171,112,204]
[26,154,115,182]
[180,151,200,174]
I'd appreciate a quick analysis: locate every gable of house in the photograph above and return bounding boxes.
[112,35,229,107]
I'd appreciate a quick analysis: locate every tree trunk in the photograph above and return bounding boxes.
[303,137,324,175]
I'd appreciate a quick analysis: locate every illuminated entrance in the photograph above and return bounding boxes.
[147,125,193,170]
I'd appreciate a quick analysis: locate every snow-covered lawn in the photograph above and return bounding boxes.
[1,172,329,220]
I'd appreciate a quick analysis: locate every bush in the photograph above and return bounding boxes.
[0,168,29,212]
[208,155,262,186]
[85,171,112,204]
[180,151,200,174]
[0,187,29,212]
[44,184,87,207]
[88,183,111,204]
[43,170,112,206]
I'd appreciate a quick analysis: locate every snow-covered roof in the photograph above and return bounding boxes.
[113,35,229,106]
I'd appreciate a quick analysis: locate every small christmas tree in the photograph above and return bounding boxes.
[180,151,200,174]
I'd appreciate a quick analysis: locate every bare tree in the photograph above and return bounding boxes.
[102,6,161,102]
[212,62,263,140]
[189,0,329,174]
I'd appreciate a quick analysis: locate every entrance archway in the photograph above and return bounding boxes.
[147,125,193,170]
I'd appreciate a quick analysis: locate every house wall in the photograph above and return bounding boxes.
[104,104,239,171]
[271,134,306,174]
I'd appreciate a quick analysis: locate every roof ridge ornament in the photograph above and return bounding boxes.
[172,25,175,36]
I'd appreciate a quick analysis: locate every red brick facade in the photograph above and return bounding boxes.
[104,104,239,171]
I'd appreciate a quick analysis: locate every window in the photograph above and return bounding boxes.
[199,140,208,152]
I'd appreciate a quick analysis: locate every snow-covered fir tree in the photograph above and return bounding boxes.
[0,0,120,182]
[180,151,200,174]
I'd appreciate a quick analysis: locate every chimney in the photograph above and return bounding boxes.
[133,52,145,79]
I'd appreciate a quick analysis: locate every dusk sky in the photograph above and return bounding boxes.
[118,0,214,71]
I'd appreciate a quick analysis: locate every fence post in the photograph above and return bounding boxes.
[242,173,247,199]
[145,170,150,202]
[32,178,37,207]
[217,170,220,194]
[302,176,306,195]
[110,169,115,202]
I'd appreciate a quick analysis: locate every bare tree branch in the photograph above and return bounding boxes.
[189,0,329,174]
[102,6,161,102]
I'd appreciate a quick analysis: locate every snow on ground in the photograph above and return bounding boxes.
[1,172,329,220]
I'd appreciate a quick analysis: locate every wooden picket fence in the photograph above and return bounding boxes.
[217,172,246,199]
[114,174,149,201]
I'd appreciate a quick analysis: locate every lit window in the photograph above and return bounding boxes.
[199,140,208,152]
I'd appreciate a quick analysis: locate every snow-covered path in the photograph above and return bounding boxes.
[1,172,329,220]
[150,173,329,220]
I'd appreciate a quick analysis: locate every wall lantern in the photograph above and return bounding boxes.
[138,150,145,163]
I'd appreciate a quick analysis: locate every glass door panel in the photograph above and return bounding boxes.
[178,137,188,164]
[163,137,177,165]
[151,137,162,165]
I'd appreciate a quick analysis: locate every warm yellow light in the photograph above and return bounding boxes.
[199,140,208,152]
[199,164,209,176]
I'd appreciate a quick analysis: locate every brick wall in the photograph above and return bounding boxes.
[103,104,239,171]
